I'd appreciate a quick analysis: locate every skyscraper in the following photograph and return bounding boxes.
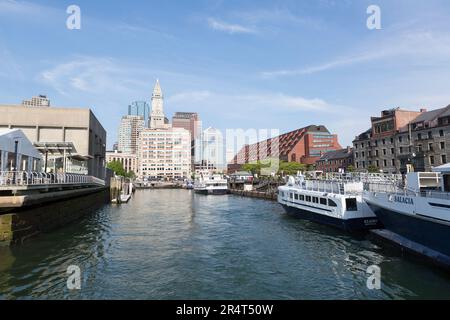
[118,115,145,154]
[172,112,201,140]
[128,101,150,127]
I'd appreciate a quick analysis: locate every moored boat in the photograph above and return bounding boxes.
[194,174,228,195]
[278,173,381,232]
[363,166,450,263]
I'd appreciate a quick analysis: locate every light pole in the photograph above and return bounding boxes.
[12,139,19,184]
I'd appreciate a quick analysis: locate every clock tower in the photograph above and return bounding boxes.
[149,79,165,129]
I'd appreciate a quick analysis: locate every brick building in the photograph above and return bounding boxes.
[315,147,354,173]
[353,105,450,173]
[228,125,341,173]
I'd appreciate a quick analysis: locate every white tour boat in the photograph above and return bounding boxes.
[194,174,228,195]
[278,174,381,232]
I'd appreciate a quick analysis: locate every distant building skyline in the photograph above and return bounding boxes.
[128,101,150,128]
[118,115,145,154]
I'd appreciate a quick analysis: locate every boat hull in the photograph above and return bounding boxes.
[366,201,450,258]
[194,189,228,195]
[281,204,380,232]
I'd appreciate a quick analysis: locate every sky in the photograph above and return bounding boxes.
[1,0,450,149]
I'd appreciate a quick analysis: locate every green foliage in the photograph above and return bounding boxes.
[278,161,306,175]
[346,165,355,173]
[107,160,135,178]
[367,165,379,173]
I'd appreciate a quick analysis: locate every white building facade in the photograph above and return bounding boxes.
[0,129,42,172]
[137,80,191,180]
[118,115,144,154]
[195,127,225,174]
[138,128,191,180]
[106,151,139,176]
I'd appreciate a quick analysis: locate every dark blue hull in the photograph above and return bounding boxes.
[194,189,228,195]
[367,202,450,258]
[281,204,380,233]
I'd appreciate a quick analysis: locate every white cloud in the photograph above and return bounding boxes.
[168,90,349,114]
[0,0,59,18]
[39,56,150,96]
[207,18,256,34]
[261,26,450,78]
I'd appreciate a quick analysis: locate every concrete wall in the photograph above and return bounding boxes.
[0,105,106,179]
[0,188,109,245]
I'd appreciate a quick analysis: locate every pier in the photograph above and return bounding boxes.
[0,171,108,245]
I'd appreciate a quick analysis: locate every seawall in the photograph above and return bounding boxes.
[229,189,277,201]
[0,187,109,246]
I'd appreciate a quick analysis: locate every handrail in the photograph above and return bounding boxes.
[0,171,105,187]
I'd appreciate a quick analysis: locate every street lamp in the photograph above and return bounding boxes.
[12,139,19,184]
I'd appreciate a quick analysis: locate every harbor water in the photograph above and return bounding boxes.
[1,189,450,299]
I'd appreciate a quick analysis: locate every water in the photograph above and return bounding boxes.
[1,189,450,300]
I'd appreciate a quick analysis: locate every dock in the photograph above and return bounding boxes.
[0,171,108,245]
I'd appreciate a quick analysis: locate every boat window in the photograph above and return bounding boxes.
[328,199,337,207]
[346,198,358,211]
[294,194,299,200]
[290,193,294,200]
[313,197,319,204]
[320,198,327,205]
[299,195,305,201]
[281,192,284,197]
[306,196,311,202]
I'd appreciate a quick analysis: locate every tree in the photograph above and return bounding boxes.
[107,160,128,177]
[367,165,379,173]
[278,161,306,176]
[127,170,136,179]
[346,165,355,173]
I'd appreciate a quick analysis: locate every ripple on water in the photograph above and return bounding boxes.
[1,190,450,299]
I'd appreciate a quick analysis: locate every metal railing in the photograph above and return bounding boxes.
[364,182,450,201]
[0,171,105,187]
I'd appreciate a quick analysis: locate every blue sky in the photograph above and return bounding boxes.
[1,0,450,149]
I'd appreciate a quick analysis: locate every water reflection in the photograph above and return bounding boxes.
[1,189,450,299]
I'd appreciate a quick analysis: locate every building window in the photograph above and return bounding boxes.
[382,139,386,145]
[429,143,434,152]
[399,147,403,153]
[390,138,394,144]
[440,130,444,137]
[355,152,359,158]
[428,131,433,139]
[399,136,403,143]
[391,148,395,155]
[391,159,395,166]
[417,133,422,140]
[441,142,445,150]
[291,153,296,162]
[430,156,435,165]
[383,149,387,155]
[442,155,447,164]
[383,159,387,167]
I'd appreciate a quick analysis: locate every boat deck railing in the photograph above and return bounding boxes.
[0,171,105,187]
[291,179,363,196]
[364,182,450,201]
